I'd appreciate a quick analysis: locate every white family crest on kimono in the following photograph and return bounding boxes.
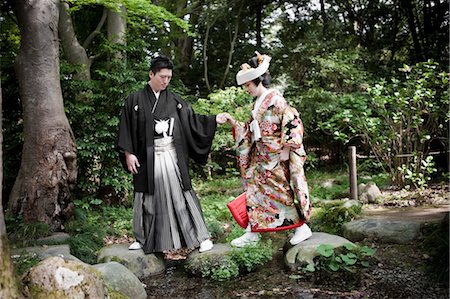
[155,118,174,137]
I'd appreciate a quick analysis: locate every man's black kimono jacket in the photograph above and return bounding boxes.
[116,85,217,194]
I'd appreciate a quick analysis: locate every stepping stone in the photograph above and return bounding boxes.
[11,244,81,262]
[343,218,420,244]
[97,244,165,279]
[93,261,147,299]
[284,232,353,271]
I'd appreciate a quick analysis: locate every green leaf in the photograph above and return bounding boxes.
[317,244,334,257]
[340,254,357,265]
[343,243,356,250]
[329,262,340,271]
[360,246,376,257]
[305,263,315,272]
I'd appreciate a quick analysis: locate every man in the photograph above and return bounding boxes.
[117,55,226,254]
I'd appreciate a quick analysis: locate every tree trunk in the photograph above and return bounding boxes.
[173,0,199,77]
[107,5,127,60]
[255,3,262,49]
[219,1,243,89]
[0,77,22,299]
[319,0,328,35]
[58,2,92,81]
[8,0,77,231]
[400,0,424,62]
[203,21,212,92]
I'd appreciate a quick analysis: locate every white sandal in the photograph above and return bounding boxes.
[290,224,312,245]
[199,239,214,252]
[231,232,260,247]
[128,241,142,250]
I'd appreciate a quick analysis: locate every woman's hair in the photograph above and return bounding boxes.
[150,55,174,74]
[248,55,271,87]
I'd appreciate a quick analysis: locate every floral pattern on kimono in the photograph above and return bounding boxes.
[232,90,311,232]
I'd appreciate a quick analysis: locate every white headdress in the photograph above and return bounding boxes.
[236,51,271,85]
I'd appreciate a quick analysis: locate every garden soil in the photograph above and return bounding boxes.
[143,185,449,299]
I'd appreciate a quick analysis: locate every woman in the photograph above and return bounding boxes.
[217,52,312,247]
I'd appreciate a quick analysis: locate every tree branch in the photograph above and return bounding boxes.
[83,7,108,49]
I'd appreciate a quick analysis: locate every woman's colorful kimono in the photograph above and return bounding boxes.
[232,90,311,232]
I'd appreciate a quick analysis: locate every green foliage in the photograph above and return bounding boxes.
[229,240,273,273]
[307,169,390,201]
[5,215,51,246]
[11,252,41,277]
[309,48,371,93]
[65,206,132,264]
[399,155,437,190]
[420,218,449,286]
[67,0,191,33]
[66,217,106,265]
[307,169,350,201]
[193,86,253,152]
[194,175,242,227]
[309,201,362,235]
[185,240,272,281]
[186,254,239,281]
[316,60,448,187]
[208,258,240,282]
[299,243,375,274]
[62,57,141,208]
[366,61,448,186]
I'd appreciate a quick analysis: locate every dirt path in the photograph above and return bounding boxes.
[362,205,449,223]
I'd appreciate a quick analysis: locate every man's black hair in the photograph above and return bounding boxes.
[150,55,174,74]
[248,55,271,87]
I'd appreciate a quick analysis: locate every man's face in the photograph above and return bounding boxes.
[149,68,172,92]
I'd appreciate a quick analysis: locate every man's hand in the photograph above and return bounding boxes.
[125,151,140,174]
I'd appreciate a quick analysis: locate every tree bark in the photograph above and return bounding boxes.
[0,76,22,299]
[58,2,92,81]
[107,5,127,60]
[400,0,424,62]
[8,0,77,231]
[255,2,262,49]
[203,20,212,91]
[172,0,200,77]
[219,1,243,89]
[319,0,328,35]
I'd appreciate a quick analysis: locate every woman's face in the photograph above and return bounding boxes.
[243,81,259,97]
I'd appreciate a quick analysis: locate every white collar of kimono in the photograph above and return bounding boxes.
[250,88,272,142]
[152,89,160,99]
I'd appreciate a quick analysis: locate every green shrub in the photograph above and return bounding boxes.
[5,215,51,247]
[307,169,349,200]
[421,217,449,286]
[185,239,273,281]
[11,252,41,277]
[315,60,448,187]
[230,240,273,273]
[309,200,362,235]
[64,206,132,264]
[206,219,225,241]
[192,87,253,172]
[296,243,375,277]
[293,243,375,290]
[185,254,239,281]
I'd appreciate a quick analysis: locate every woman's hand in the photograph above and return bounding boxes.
[216,112,235,125]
